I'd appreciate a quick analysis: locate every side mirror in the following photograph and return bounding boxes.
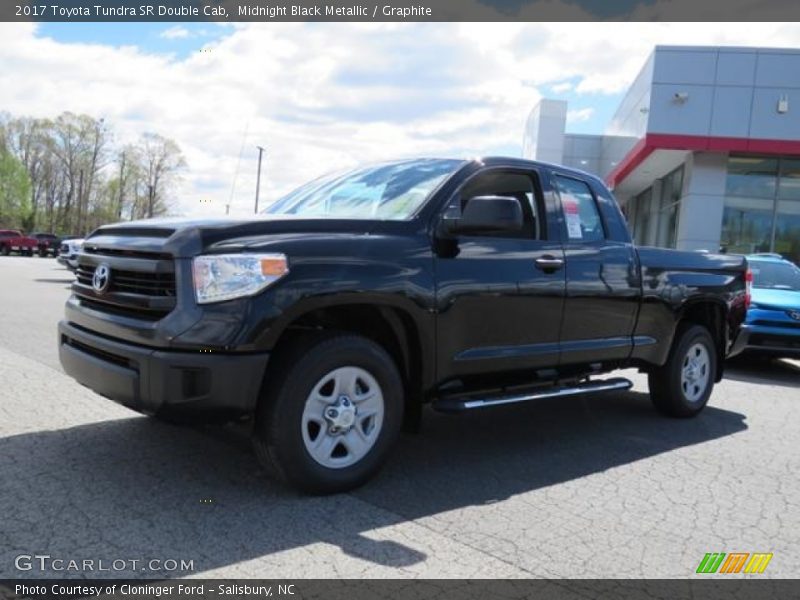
[441,195,523,236]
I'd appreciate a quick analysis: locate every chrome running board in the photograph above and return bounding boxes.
[433,377,632,412]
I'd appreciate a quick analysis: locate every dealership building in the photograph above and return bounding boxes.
[523,45,800,264]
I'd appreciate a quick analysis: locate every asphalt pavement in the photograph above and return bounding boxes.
[1,255,798,578]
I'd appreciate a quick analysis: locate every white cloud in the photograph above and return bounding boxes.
[567,108,595,124]
[550,81,573,94]
[160,26,190,39]
[1,22,799,219]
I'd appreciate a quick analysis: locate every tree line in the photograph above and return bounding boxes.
[0,112,187,235]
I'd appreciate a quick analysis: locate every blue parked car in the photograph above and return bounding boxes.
[735,254,800,357]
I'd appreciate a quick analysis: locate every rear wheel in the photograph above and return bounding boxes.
[253,333,404,494]
[0,245,8,256]
[648,324,717,418]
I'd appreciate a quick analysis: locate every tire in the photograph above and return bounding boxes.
[1,245,10,256]
[39,248,49,257]
[253,333,404,494]
[648,324,717,418]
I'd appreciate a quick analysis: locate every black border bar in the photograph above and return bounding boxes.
[4,0,800,22]
[2,579,799,600]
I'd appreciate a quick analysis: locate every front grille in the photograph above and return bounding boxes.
[72,249,177,320]
[76,264,175,297]
[82,246,172,261]
[78,297,166,321]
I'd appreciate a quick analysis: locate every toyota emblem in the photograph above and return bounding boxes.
[789,310,800,322]
[92,264,111,293]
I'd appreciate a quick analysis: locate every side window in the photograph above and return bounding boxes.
[455,171,544,240]
[555,175,605,243]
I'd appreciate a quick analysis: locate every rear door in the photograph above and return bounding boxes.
[552,172,640,365]
[434,166,566,382]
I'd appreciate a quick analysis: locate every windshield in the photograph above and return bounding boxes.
[265,159,465,220]
[750,260,800,291]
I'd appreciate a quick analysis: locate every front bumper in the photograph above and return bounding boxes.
[729,324,800,357]
[59,320,269,416]
[57,254,78,269]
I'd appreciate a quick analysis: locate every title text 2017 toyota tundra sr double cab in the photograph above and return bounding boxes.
[59,158,749,493]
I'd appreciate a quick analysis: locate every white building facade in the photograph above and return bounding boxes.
[523,45,800,265]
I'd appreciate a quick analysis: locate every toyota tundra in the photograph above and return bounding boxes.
[58,157,749,493]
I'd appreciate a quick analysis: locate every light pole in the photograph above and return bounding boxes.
[254,145,266,214]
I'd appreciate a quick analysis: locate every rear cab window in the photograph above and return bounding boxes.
[554,175,606,243]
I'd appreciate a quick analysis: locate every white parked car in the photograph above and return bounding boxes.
[57,238,84,271]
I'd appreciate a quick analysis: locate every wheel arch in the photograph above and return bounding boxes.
[257,298,432,421]
[678,299,727,382]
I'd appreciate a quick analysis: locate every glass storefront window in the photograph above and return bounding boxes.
[778,158,800,201]
[726,156,778,199]
[631,187,652,246]
[625,168,682,249]
[721,196,775,255]
[773,206,800,264]
[657,166,683,248]
[722,155,800,264]
[776,159,800,263]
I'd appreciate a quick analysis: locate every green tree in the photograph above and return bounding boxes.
[135,132,186,218]
[0,149,32,228]
[1,111,187,233]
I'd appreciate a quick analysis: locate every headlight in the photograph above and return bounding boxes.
[192,253,289,304]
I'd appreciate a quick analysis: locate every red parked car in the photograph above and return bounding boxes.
[0,229,38,256]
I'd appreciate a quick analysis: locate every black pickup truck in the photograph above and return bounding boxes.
[58,157,749,493]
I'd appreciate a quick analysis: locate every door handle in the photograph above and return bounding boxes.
[535,256,564,271]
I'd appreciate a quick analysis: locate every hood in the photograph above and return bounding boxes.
[751,287,800,310]
[85,214,392,257]
[95,213,382,234]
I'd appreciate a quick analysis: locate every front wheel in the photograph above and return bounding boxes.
[648,324,717,418]
[253,334,404,494]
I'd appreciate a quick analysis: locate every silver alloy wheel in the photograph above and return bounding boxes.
[680,342,710,403]
[301,366,385,469]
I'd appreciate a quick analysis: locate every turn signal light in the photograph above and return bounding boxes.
[260,256,288,277]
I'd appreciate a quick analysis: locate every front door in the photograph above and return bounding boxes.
[434,167,566,384]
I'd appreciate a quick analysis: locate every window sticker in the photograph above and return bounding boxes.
[562,194,583,239]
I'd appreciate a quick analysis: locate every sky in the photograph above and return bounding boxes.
[1,21,800,218]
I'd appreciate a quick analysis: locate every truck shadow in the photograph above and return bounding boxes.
[0,391,746,577]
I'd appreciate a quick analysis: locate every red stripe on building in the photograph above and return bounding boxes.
[605,134,800,188]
